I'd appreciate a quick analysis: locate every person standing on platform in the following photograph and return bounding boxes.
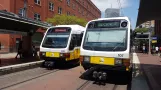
[15,40,23,59]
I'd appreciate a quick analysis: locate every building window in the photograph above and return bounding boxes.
[78,7,81,13]
[67,11,70,16]
[82,1,84,5]
[34,13,41,21]
[58,7,62,14]
[82,10,84,15]
[72,4,75,9]
[34,0,41,5]
[82,11,85,16]
[49,2,54,11]
[67,0,70,6]
[18,8,24,17]
[87,13,89,17]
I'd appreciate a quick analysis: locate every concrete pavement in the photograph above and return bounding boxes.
[0,53,17,59]
[0,52,40,67]
[137,53,161,90]
[0,53,150,90]
[0,52,43,75]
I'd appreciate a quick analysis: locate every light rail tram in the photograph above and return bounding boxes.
[80,17,133,81]
[39,25,85,68]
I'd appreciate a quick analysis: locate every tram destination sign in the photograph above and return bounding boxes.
[95,21,120,28]
[48,28,71,33]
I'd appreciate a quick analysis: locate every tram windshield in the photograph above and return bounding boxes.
[42,28,71,48]
[83,29,128,51]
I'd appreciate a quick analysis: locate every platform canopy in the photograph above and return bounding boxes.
[0,10,52,34]
[136,0,161,27]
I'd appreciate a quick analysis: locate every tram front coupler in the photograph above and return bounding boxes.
[92,71,107,81]
[44,61,55,68]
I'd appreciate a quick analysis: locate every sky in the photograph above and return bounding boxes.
[91,0,140,29]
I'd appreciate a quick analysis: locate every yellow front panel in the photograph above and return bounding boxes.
[66,49,80,61]
[74,48,80,59]
[77,49,80,58]
[90,56,115,65]
[66,52,74,61]
[46,52,60,58]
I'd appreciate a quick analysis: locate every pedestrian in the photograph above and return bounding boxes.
[0,42,1,50]
[155,46,159,55]
[32,43,37,57]
[143,45,145,54]
[133,46,135,52]
[159,46,161,57]
[15,40,23,59]
[159,46,161,53]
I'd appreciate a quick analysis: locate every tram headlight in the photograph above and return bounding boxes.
[60,53,63,57]
[84,56,90,62]
[42,52,45,56]
[115,59,122,65]
[39,52,46,57]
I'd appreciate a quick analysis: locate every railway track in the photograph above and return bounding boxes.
[76,80,127,90]
[77,81,91,90]
[0,68,59,90]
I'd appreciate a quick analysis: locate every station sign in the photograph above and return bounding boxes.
[152,40,157,43]
[152,37,157,40]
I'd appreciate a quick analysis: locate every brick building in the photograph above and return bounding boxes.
[0,0,101,53]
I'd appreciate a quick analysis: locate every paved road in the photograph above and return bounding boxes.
[0,53,150,90]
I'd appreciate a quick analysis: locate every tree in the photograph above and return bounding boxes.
[134,28,149,33]
[46,14,87,27]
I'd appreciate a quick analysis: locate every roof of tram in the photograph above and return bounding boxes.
[136,0,161,27]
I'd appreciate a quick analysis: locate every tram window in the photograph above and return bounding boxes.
[75,33,83,46]
[76,34,81,46]
[69,34,77,50]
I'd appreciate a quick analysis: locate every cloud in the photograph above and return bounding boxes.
[91,0,130,12]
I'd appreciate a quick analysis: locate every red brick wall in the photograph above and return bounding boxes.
[0,0,11,11]
[9,34,21,49]
[9,0,101,21]
[0,34,10,52]
[0,0,101,53]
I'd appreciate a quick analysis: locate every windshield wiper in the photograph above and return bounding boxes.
[112,38,125,51]
[112,43,123,51]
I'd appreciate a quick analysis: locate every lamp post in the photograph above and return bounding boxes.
[148,27,153,55]
[148,32,151,54]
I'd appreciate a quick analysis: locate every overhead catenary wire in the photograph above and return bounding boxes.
[117,0,124,16]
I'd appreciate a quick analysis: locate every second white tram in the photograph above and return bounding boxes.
[40,25,85,68]
[80,17,133,81]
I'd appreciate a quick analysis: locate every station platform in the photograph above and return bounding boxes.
[137,53,161,90]
[0,52,40,67]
